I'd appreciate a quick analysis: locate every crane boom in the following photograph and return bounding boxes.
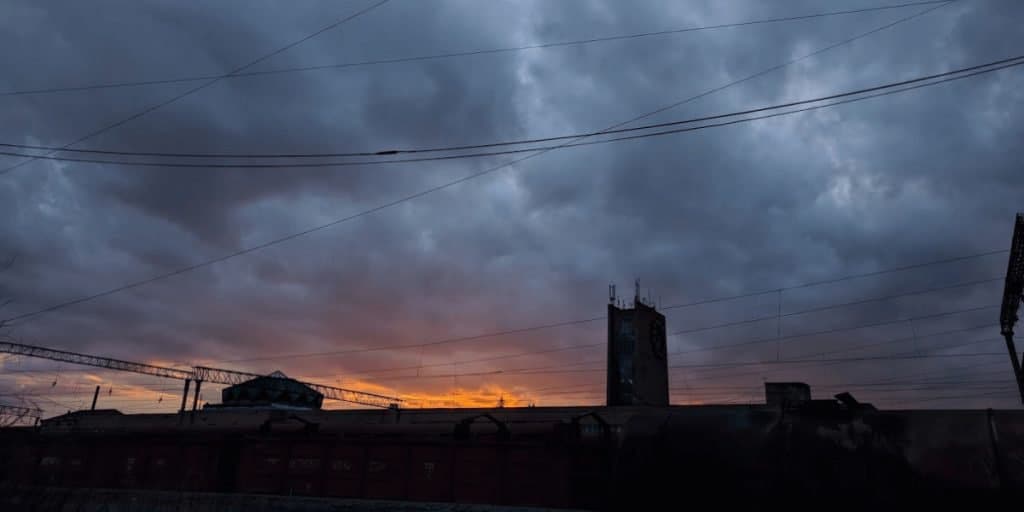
[193,366,401,409]
[0,340,402,409]
[999,212,1024,404]
[0,340,192,380]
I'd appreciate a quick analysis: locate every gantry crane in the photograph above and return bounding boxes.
[190,366,399,409]
[0,340,402,410]
[1000,213,1024,404]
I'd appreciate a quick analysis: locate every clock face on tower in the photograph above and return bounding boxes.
[649,317,666,360]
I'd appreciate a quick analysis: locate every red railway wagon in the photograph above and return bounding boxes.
[362,444,407,500]
[324,442,365,497]
[143,441,187,490]
[0,433,228,493]
[0,431,35,486]
[90,437,145,489]
[284,441,327,496]
[235,439,289,495]
[232,434,580,507]
[0,414,613,509]
[405,444,452,503]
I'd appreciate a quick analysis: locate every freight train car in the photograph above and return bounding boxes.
[2,402,1024,509]
[0,408,615,509]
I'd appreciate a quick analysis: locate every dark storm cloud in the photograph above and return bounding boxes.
[1,0,1022,411]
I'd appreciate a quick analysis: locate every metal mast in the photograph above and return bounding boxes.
[999,213,1024,404]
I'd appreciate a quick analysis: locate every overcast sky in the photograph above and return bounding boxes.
[0,0,1022,415]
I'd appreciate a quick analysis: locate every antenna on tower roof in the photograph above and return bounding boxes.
[609,283,616,305]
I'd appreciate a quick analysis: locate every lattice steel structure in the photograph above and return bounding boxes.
[0,340,192,380]
[0,403,41,426]
[193,366,400,409]
[1000,213,1024,404]
[0,341,402,410]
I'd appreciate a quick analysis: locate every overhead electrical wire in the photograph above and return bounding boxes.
[588,333,1007,380]
[0,1,949,99]
[712,381,1014,391]
[678,330,1003,383]
[518,350,1005,375]
[664,250,1003,303]
[546,378,1014,397]
[675,337,1003,370]
[5,9,985,160]
[693,346,1011,387]
[363,351,1007,380]
[669,358,1011,403]
[670,276,1002,336]
[872,358,1010,386]
[893,388,1018,406]
[0,0,391,177]
[512,326,1006,378]
[222,249,1006,365]
[667,378,1016,394]
[358,318,1001,382]
[549,384,1018,399]
[7,53,1018,168]
[669,304,999,356]
[15,291,997,403]
[347,342,606,378]
[544,319,1001,379]
[14,260,999,403]
[311,275,1002,380]
[0,2,956,326]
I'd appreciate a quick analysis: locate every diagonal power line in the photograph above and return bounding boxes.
[670,276,1003,336]
[535,339,1012,400]
[0,0,390,177]
[4,52,1021,164]
[0,1,949,99]
[672,304,999,356]
[2,1,954,326]
[1,56,1021,170]
[460,307,1002,379]
[2,56,1020,170]
[2,250,995,403]
[364,344,1007,380]
[226,249,1004,364]
[517,350,1005,375]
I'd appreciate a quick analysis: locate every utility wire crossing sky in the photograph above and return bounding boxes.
[0,0,1021,414]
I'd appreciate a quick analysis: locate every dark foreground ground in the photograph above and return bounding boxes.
[1,487,584,512]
